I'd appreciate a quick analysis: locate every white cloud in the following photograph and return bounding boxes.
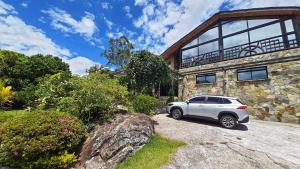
[0,0,102,76]
[123,6,133,18]
[134,0,300,55]
[134,0,148,6]
[103,16,113,30]
[0,2,71,58]
[0,0,16,14]
[42,8,98,43]
[101,2,112,9]
[21,2,28,8]
[65,56,101,75]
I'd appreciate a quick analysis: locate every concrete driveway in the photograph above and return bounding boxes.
[152,114,300,169]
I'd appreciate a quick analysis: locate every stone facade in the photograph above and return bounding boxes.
[178,48,300,124]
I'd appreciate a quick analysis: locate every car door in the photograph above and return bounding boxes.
[202,97,223,119]
[187,96,206,116]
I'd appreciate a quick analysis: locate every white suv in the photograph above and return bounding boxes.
[167,95,249,129]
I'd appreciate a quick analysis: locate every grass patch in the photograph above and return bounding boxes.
[0,110,27,123]
[117,134,186,169]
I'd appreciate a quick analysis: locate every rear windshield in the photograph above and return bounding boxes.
[236,98,244,104]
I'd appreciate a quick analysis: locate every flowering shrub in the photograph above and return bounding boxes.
[0,111,86,169]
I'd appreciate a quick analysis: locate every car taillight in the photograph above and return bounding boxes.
[237,105,247,109]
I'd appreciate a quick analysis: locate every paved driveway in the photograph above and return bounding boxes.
[152,114,300,169]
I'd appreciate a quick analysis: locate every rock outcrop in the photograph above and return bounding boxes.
[78,113,154,169]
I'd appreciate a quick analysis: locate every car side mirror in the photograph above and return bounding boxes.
[186,101,190,104]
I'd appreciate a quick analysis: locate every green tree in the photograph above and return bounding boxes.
[124,50,173,95]
[0,50,71,107]
[102,36,134,68]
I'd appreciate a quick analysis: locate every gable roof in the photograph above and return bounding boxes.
[161,7,300,60]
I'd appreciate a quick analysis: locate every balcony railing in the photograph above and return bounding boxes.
[180,35,299,69]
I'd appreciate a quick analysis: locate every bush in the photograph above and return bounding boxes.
[35,72,74,109]
[0,111,86,169]
[0,81,13,107]
[58,73,129,123]
[132,94,159,115]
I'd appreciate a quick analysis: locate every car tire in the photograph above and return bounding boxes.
[171,108,182,120]
[220,115,237,129]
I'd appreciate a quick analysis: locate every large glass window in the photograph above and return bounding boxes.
[237,67,268,81]
[249,23,282,42]
[223,32,249,49]
[196,73,216,84]
[198,41,219,55]
[180,16,299,68]
[222,20,247,36]
[198,27,219,43]
[248,19,277,28]
[182,47,198,59]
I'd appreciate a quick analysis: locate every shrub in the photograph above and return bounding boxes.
[0,81,13,107]
[35,72,74,109]
[132,94,159,115]
[0,111,86,169]
[58,73,129,123]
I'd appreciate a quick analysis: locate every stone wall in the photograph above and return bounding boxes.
[178,48,300,124]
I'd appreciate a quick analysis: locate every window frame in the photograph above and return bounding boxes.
[237,66,268,81]
[196,73,216,84]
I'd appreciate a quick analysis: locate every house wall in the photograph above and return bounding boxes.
[178,48,300,124]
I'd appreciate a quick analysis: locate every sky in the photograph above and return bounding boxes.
[0,0,299,75]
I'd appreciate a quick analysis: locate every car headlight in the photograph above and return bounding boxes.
[168,103,173,106]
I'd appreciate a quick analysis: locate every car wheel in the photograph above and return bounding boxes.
[220,115,237,129]
[171,108,182,120]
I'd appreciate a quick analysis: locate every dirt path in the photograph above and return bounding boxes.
[153,114,300,169]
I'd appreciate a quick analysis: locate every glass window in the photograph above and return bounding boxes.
[183,38,198,49]
[285,19,294,33]
[252,69,267,79]
[237,71,252,81]
[198,27,219,43]
[198,40,219,55]
[222,20,247,36]
[248,19,277,28]
[189,97,206,103]
[223,98,231,104]
[182,47,198,59]
[237,67,268,81]
[249,23,281,42]
[223,32,249,49]
[196,74,216,84]
[206,97,222,104]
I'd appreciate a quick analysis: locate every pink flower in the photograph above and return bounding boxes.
[62,128,70,134]
[11,149,19,157]
[58,118,65,123]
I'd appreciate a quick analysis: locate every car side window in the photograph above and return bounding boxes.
[223,98,231,104]
[206,97,222,104]
[189,97,206,103]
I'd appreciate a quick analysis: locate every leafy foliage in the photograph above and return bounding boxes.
[124,50,172,95]
[0,81,13,107]
[0,50,71,107]
[35,72,75,109]
[102,36,134,68]
[0,111,86,169]
[132,94,159,115]
[58,73,129,123]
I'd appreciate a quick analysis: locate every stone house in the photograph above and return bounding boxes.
[161,7,300,124]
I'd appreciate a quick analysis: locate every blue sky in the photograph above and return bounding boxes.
[0,0,299,75]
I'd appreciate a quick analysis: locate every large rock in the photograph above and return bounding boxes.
[78,113,154,169]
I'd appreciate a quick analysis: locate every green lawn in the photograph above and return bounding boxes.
[117,134,186,169]
[0,110,27,123]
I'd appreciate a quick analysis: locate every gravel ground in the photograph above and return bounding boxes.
[152,114,300,169]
